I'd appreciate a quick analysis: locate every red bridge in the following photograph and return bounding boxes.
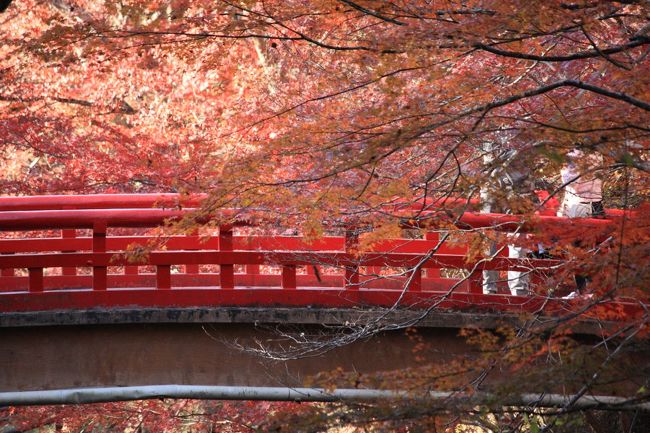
[0,194,646,404]
[0,193,637,315]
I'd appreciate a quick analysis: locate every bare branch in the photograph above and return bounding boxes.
[475,36,649,63]
[338,0,406,26]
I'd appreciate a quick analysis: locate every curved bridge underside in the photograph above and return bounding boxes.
[2,306,648,395]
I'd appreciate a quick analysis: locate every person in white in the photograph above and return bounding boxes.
[558,150,604,219]
[557,149,604,294]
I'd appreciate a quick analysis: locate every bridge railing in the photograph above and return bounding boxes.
[0,194,639,316]
[0,218,489,293]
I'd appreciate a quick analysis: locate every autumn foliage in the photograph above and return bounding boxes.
[1,0,650,431]
[1,399,309,432]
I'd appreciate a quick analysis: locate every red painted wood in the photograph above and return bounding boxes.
[184,231,200,274]
[93,267,107,291]
[93,222,107,291]
[61,229,77,276]
[0,209,622,235]
[92,223,106,252]
[219,227,233,250]
[467,269,483,295]
[61,229,76,238]
[0,209,194,230]
[0,236,219,253]
[0,238,88,253]
[157,265,171,289]
[424,232,441,278]
[0,251,561,273]
[0,273,467,292]
[246,264,260,275]
[0,288,645,319]
[185,264,200,274]
[407,268,422,292]
[1,252,15,277]
[219,226,234,289]
[282,265,297,289]
[0,194,205,211]
[0,194,643,320]
[0,236,466,255]
[125,266,139,275]
[0,271,465,293]
[0,194,633,219]
[28,267,43,293]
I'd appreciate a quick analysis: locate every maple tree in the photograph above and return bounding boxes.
[0,399,310,432]
[1,0,650,431]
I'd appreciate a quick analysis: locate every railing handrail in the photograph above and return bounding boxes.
[0,208,622,233]
[0,193,635,217]
[0,193,205,211]
[0,208,195,230]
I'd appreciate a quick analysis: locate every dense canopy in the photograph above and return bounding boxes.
[1,0,649,431]
[1,1,648,200]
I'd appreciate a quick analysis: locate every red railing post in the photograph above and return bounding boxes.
[219,225,234,289]
[425,231,440,278]
[61,229,77,276]
[282,264,297,289]
[156,265,171,289]
[93,221,107,291]
[468,268,483,294]
[186,229,200,275]
[344,228,359,290]
[28,267,43,293]
[124,228,138,276]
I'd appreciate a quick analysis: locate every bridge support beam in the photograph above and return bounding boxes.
[1,307,648,401]
[0,320,470,393]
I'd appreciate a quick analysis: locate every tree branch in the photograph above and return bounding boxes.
[560,79,650,111]
[475,36,649,63]
[466,79,650,117]
[414,79,650,142]
[0,0,12,13]
[52,96,93,107]
[338,0,406,26]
